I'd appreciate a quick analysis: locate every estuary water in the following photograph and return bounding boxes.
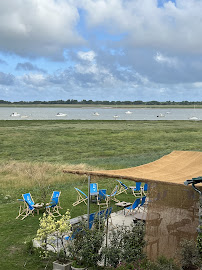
[0,107,201,120]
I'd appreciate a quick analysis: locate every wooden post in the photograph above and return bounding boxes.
[199,195,202,233]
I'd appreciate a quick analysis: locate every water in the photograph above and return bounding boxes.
[0,107,201,120]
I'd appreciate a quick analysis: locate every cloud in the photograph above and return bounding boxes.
[0,0,83,60]
[77,51,96,61]
[16,62,46,73]
[154,52,178,67]
[80,0,202,54]
[22,73,47,87]
[0,72,15,85]
[193,82,202,88]
[0,59,7,65]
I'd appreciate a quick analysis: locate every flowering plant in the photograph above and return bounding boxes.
[35,210,71,263]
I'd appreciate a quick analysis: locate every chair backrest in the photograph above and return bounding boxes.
[105,207,113,219]
[23,193,34,210]
[131,198,141,210]
[110,185,118,197]
[97,209,105,218]
[140,196,146,207]
[89,212,96,229]
[52,191,60,200]
[75,187,88,198]
[90,183,98,195]
[50,191,60,207]
[117,180,128,190]
[144,183,148,191]
[98,189,106,200]
[136,182,141,191]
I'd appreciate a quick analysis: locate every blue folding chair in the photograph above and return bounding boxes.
[105,185,120,204]
[97,209,105,218]
[65,227,81,241]
[101,207,113,225]
[98,189,106,201]
[138,196,147,212]
[89,212,96,229]
[46,191,61,216]
[116,180,128,195]
[16,193,36,220]
[105,207,113,220]
[90,183,98,196]
[141,183,148,196]
[73,188,88,206]
[90,183,98,202]
[125,198,140,216]
[132,182,142,197]
[97,189,108,207]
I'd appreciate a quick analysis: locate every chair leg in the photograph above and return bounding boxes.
[21,209,34,220]
[16,205,25,219]
[47,206,61,217]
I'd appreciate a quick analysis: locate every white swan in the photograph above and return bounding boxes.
[10,112,20,117]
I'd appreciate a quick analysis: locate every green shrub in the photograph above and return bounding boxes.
[103,221,146,268]
[179,239,201,269]
[105,257,180,270]
[197,229,202,259]
[68,219,105,269]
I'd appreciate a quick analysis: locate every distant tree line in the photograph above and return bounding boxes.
[0,99,202,105]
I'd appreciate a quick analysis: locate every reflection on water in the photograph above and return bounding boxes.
[145,183,199,260]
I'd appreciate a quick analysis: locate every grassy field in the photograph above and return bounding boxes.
[1,120,202,269]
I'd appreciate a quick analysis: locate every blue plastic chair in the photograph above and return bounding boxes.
[46,191,61,216]
[73,188,88,206]
[16,193,36,220]
[116,180,128,195]
[125,198,141,216]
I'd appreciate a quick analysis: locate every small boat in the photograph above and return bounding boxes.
[10,112,20,117]
[56,113,67,117]
[157,113,165,117]
[125,111,132,114]
[21,115,28,118]
[188,105,199,120]
[113,115,119,119]
[189,116,199,121]
[93,112,100,116]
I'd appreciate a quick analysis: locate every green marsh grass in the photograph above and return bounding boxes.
[1,120,202,269]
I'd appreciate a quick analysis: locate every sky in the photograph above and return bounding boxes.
[0,0,202,102]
